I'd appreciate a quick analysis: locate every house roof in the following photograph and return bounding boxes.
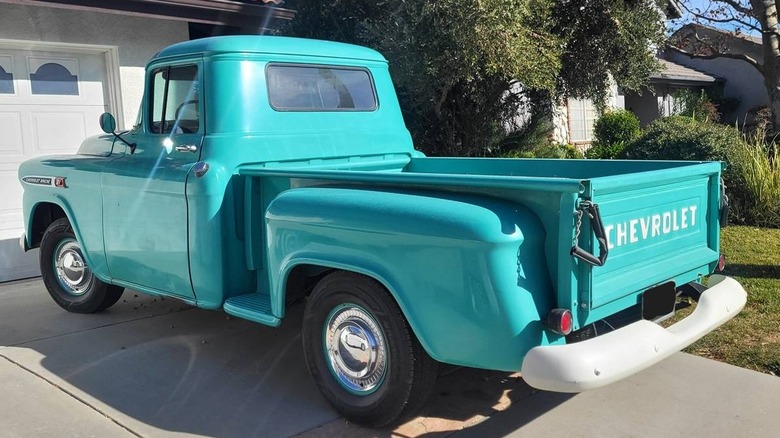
[650,58,721,85]
[673,23,761,46]
[0,0,295,28]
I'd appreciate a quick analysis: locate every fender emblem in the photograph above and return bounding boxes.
[21,176,67,188]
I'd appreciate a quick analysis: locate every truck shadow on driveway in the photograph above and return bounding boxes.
[4,288,569,438]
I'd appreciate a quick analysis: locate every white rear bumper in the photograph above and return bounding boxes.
[520,275,747,392]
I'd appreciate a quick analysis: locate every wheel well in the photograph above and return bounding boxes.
[284,264,333,305]
[29,203,67,248]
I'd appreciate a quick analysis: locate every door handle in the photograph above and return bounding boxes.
[175,144,197,153]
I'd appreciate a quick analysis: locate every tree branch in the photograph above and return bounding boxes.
[665,43,764,74]
[714,0,754,16]
[678,0,765,34]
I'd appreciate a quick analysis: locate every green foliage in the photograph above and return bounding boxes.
[621,116,742,162]
[621,115,780,227]
[594,110,641,146]
[285,0,563,156]
[733,130,780,227]
[621,115,741,207]
[494,111,554,155]
[585,110,639,159]
[585,141,627,159]
[502,143,583,159]
[551,0,666,106]
[672,87,741,123]
[672,89,720,122]
[495,110,583,159]
[284,0,666,156]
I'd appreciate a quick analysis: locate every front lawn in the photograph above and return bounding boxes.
[685,226,780,376]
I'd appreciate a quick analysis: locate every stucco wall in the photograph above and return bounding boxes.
[625,88,661,127]
[0,3,189,128]
[668,52,768,124]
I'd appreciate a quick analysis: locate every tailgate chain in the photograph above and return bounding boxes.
[570,201,609,267]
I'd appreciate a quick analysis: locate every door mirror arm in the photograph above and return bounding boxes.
[99,112,137,154]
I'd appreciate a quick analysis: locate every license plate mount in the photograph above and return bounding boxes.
[642,281,677,321]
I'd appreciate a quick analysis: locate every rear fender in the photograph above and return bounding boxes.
[266,187,562,371]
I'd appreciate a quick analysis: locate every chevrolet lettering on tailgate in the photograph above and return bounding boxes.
[605,204,699,249]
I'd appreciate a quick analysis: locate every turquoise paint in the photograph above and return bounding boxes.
[265,187,562,371]
[18,36,727,372]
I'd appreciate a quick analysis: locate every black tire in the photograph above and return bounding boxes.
[302,271,438,427]
[39,218,124,313]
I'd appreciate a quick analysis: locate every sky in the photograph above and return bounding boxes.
[670,0,761,36]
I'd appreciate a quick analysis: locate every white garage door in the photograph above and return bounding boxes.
[0,46,111,282]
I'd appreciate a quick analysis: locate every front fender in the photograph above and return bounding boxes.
[20,155,111,283]
[24,196,111,284]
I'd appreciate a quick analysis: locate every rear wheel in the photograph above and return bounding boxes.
[39,218,124,313]
[302,271,437,427]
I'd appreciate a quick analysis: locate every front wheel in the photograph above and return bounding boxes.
[302,271,437,427]
[39,218,124,313]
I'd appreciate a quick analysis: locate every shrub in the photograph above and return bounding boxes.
[620,115,780,226]
[621,116,742,163]
[585,141,627,159]
[734,131,780,227]
[593,110,641,147]
[496,111,585,159]
[495,111,554,156]
[502,142,583,159]
[672,88,720,122]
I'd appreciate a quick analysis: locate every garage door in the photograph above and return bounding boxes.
[0,46,110,282]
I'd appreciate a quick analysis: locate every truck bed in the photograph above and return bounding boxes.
[238,156,723,330]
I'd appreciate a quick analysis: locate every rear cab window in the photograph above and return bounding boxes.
[266,64,377,112]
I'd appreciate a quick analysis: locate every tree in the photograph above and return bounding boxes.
[284,0,665,156]
[669,1,780,127]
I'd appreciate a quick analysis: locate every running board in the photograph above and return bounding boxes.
[223,294,280,327]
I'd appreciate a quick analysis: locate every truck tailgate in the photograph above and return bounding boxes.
[577,162,722,323]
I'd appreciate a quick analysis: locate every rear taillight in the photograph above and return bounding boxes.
[546,308,573,336]
[717,254,726,272]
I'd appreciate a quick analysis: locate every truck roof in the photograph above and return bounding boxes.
[151,35,387,64]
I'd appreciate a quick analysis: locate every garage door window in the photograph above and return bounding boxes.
[30,62,78,96]
[0,56,12,94]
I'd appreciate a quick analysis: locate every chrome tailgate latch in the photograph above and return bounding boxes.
[571,201,609,267]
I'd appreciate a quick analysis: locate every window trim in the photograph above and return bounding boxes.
[567,97,597,143]
[146,62,201,135]
[265,62,379,113]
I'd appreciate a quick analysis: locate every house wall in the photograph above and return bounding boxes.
[0,3,189,128]
[552,81,625,145]
[625,88,661,127]
[624,83,686,128]
[668,52,768,124]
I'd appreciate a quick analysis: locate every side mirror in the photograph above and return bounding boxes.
[99,112,137,154]
[99,112,117,134]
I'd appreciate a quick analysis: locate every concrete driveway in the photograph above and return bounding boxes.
[1,278,779,437]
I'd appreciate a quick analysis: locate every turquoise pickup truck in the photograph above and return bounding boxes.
[18,36,746,427]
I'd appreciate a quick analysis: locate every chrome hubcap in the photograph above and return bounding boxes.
[54,239,92,296]
[324,304,387,394]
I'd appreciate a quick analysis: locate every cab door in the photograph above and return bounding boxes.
[101,62,202,299]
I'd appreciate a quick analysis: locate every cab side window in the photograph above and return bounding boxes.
[149,65,200,134]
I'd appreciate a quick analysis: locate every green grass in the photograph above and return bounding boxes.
[682,226,780,376]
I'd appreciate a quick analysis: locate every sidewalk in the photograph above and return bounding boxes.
[2,278,778,437]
